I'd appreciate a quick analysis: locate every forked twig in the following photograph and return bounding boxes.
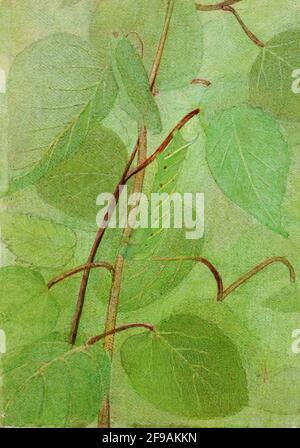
[69,109,200,345]
[47,262,114,290]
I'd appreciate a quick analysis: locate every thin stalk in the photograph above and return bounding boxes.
[196,0,242,11]
[86,323,156,347]
[69,136,140,345]
[125,108,200,182]
[223,6,265,48]
[149,0,175,91]
[153,256,224,301]
[221,256,296,301]
[196,1,265,48]
[47,262,114,289]
[69,110,199,345]
[99,0,176,427]
[98,125,148,428]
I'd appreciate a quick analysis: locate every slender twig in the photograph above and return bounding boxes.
[149,0,175,91]
[69,136,140,345]
[196,0,242,11]
[221,257,296,301]
[69,109,197,345]
[196,1,265,48]
[222,6,265,47]
[191,78,212,87]
[98,1,177,427]
[47,262,114,290]
[125,108,200,182]
[86,322,156,347]
[153,256,224,301]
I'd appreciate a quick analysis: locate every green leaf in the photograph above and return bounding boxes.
[249,30,300,122]
[0,266,59,350]
[113,37,162,133]
[206,105,290,236]
[90,0,203,91]
[1,341,110,427]
[121,314,248,419]
[0,213,76,268]
[37,123,128,223]
[118,132,204,312]
[7,32,117,193]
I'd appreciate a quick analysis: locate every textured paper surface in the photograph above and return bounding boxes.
[0,0,300,428]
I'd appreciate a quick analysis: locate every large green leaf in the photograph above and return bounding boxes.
[0,213,76,269]
[1,341,110,427]
[118,131,204,312]
[90,0,203,91]
[206,105,290,236]
[121,314,248,419]
[249,30,300,122]
[37,124,128,223]
[7,32,117,193]
[113,37,162,133]
[0,266,59,350]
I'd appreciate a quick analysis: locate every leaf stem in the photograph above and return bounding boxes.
[69,110,198,345]
[153,256,224,301]
[222,6,265,48]
[196,1,265,48]
[69,136,140,345]
[47,262,114,289]
[149,0,175,92]
[86,322,156,347]
[221,256,296,301]
[125,108,200,182]
[196,0,242,11]
[98,0,176,427]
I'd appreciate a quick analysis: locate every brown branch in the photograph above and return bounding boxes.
[86,322,156,347]
[196,0,242,11]
[69,135,141,345]
[70,1,179,347]
[125,108,200,182]
[221,257,296,301]
[153,256,224,301]
[47,262,114,290]
[223,6,265,48]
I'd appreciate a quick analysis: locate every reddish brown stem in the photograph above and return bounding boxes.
[69,136,140,345]
[222,6,265,48]
[196,0,242,11]
[153,256,224,301]
[69,110,200,345]
[125,108,200,182]
[221,256,296,301]
[86,323,156,346]
[47,262,114,289]
[196,1,265,48]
